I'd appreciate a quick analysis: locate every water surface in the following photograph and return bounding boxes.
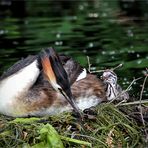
[0,0,147,99]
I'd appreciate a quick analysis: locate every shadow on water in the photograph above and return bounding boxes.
[0,0,147,99]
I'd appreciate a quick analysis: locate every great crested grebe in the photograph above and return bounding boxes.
[102,70,129,101]
[0,47,128,117]
[0,48,81,117]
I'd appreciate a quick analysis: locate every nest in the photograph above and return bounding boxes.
[0,103,147,148]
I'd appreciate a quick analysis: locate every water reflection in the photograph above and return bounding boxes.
[0,0,147,99]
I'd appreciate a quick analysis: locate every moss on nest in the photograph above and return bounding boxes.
[0,103,147,148]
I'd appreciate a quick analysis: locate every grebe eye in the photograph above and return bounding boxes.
[108,74,112,77]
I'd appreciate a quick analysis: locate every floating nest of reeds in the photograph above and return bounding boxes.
[0,103,147,148]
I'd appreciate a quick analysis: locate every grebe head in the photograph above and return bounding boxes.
[102,70,117,86]
[40,47,81,116]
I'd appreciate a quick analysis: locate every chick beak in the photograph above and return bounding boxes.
[102,75,108,81]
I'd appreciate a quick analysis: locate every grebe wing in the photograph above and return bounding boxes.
[59,55,86,85]
[0,55,37,80]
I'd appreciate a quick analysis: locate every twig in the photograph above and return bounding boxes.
[90,64,122,74]
[106,126,115,148]
[122,77,142,94]
[87,56,123,74]
[90,69,106,74]
[87,56,105,73]
[112,77,142,105]
[139,70,148,142]
[118,100,148,106]
[87,56,91,73]
[117,70,148,141]
[111,63,123,71]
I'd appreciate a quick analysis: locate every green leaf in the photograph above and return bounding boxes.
[33,124,64,148]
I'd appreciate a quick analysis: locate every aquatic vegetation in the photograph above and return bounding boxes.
[0,103,147,148]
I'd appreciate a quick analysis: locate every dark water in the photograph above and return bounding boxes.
[0,0,148,99]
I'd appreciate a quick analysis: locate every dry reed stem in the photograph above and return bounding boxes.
[87,56,91,73]
[106,126,115,148]
[87,56,123,74]
[139,69,148,142]
[113,77,142,106]
[119,100,148,106]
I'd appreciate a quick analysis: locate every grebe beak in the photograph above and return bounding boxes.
[40,47,82,117]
